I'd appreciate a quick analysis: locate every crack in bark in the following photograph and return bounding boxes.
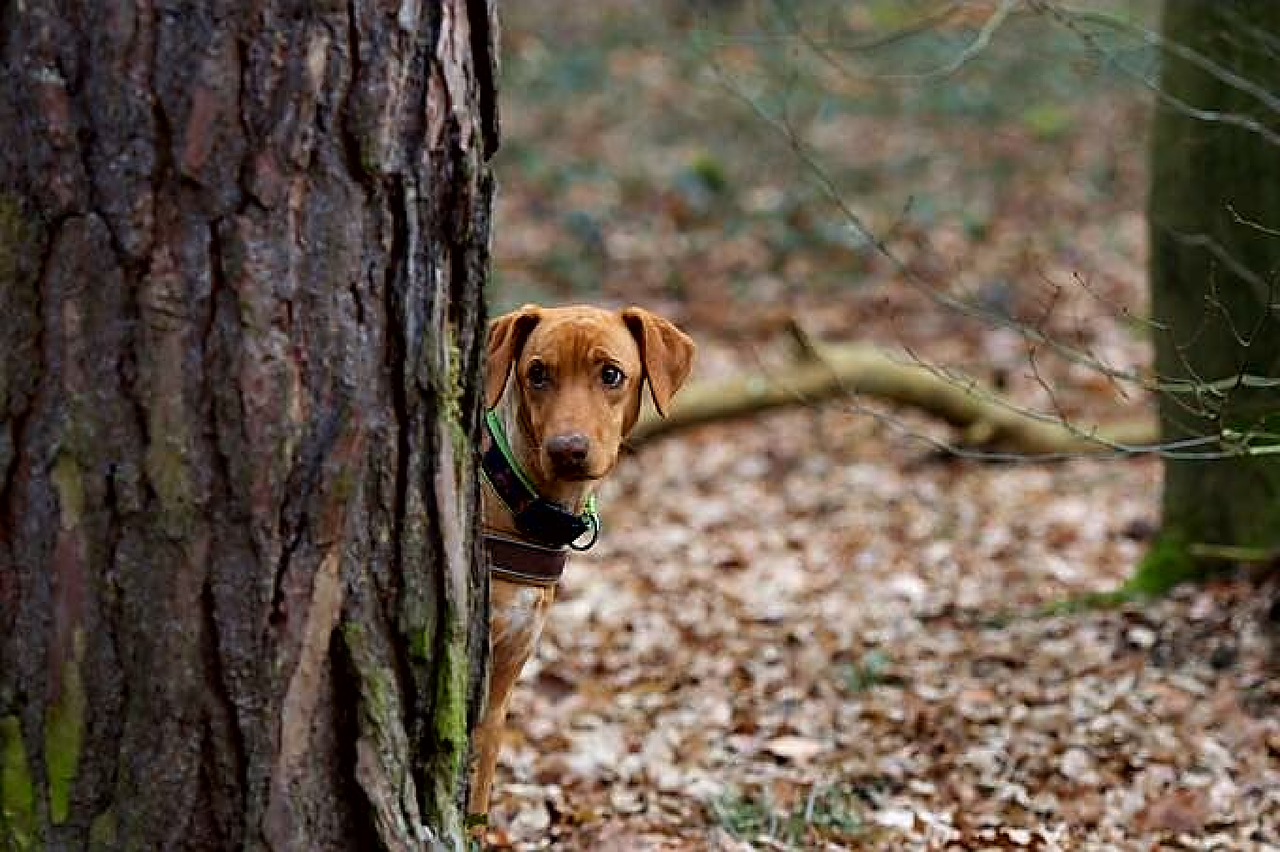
[149,43,175,209]
[268,499,307,629]
[0,208,64,521]
[339,0,375,190]
[202,216,249,822]
[200,576,247,845]
[465,0,499,161]
[385,176,410,609]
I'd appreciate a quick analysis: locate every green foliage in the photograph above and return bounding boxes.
[842,649,892,693]
[1004,533,1214,620]
[1020,102,1073,140]
[711,783,863,847]
[686,152,728,195]
[1033,589,1131,619]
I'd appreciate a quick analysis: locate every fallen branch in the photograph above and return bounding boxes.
[630,335,1155,455]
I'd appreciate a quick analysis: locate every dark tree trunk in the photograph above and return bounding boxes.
[0,1,498,849]
[1145,1,1280,587]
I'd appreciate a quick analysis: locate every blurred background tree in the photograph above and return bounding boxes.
[1145,0,1280,588]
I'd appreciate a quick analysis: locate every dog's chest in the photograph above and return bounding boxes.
[490,581,554,660]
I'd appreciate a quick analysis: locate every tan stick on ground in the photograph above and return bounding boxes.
[628,327,1155,456]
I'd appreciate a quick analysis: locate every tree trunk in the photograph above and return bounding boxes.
[1145,1,1280,586]
[0,1,498,849]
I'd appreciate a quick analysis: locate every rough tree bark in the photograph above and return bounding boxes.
[0,1,497,849]
[1145,1,1280,587]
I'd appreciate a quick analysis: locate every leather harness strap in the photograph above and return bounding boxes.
[480,412,601,588]
[483,533,569,588]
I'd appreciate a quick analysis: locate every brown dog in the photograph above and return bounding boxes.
[468,304,695,822]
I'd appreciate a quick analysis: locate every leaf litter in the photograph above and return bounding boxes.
[479,376,1278,850]
[484,3,1280,848]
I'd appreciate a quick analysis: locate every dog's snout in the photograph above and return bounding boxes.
[546,432,590,467]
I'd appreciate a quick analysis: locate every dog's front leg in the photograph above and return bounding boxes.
[468,582,552,820]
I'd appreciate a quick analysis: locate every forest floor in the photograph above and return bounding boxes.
[482,3,1280,849]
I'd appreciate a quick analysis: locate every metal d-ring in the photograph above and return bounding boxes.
[569,512,600,552]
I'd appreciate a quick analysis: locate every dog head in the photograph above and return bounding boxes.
[486,304,694,484]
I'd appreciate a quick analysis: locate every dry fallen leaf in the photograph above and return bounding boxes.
[1135,787,1211,835]
[761,734,826,763]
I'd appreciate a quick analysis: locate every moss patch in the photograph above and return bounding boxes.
[442,327,468,460]
[50,454,84,531]
[343,623,395,725]
[88,809,117,850]
[431,634,467,776]
[44,632,86,825]
[419,612,469,845]
[144,436,194,534]
[409,627,431,663]
[1,715,36,850]
[1125,529,1204,597]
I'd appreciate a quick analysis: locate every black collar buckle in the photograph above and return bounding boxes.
[482,414,601,551]
[510,498,594,550]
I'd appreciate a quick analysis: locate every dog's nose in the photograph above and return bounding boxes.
[546,432,590,468]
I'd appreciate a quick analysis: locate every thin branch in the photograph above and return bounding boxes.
[1228,203,1280,239]
[1031,0,1280,148]
[892,0,1020,80]
[1045,3,1280,117]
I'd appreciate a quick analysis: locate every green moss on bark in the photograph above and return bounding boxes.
[431,635,467,776]
[342,624,395,725]
[421,612,468,846]
[88,809,117,850]
[1126,530,1204,596]
[44,632,86,825]
[1,716,36,851]
[144,437,195,535]
[443,328,467,460]
[51,454,84,530]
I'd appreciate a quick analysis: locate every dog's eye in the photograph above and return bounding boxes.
[600,365,624,388]
[527,361,550,389]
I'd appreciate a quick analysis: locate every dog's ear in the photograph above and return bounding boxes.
[621,307,695,417]
[486,305,542,410]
